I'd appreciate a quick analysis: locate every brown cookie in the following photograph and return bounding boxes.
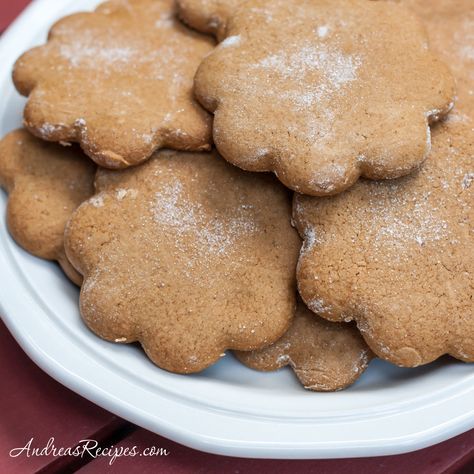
[0,129,95,285]
[176,0,241,38]
[235,300,373,391]
[189,0,455,196]
[64,150,300,374]
[403,0,474,119]
[13,0,214,169]
[294,119,473,367]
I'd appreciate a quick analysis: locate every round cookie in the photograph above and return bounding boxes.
[64,150,300,374]
[235,300,373,391]
[190,0,455,196]
[0,129,95,285]
[13,0,214,169]
[294,120,474,367]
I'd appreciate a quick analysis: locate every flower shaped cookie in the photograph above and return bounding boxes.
[65,150,301,373]
[188,0,455,195]
[0,129,95,285]
[236,300,373,391]
[295,121,474,366]
[13,0,214,168]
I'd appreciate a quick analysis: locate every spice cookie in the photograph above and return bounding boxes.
[0,129,95,285]
[13,0,214,169]
[235,300,373,391]
[294,120,474,367]
[65,150,300,373]
[190,0,455,196]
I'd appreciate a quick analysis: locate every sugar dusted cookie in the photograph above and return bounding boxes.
[0,129,95,285]
[65,150,300,373]
[13,0,214,169]
[190,0,455,195]
[236,300,373,391]
[295,120,474,367]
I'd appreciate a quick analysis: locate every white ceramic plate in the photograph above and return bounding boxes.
[1,0,473,460]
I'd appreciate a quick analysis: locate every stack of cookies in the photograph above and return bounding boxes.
[0,0,472,391]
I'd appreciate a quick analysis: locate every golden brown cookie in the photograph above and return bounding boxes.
[0,129,95,285]
[13,0,214,169]
[294,120,474,367]
[235,300,373,391]
[176,0,241,38]
[190,0,455,196]
[403,0,474,118]
[64,150,300,373]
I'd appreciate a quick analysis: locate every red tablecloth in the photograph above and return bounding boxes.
[1,2,473,472]
[0,0,31,33]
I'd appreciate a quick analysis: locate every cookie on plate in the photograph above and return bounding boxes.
[236,300,373,391]
[294,120,474,367]
[65,150,300,373]
[189,0,455,195]
[0,129,95,285]
[13,0,214,169]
